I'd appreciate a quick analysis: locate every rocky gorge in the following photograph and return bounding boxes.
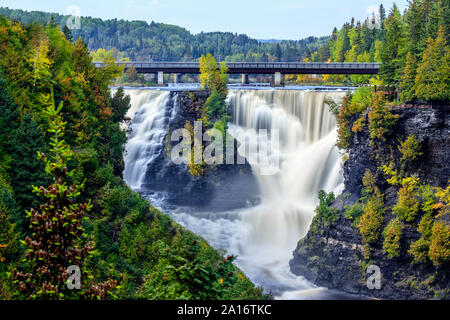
[290,102,450,299]
[127,90,260,211]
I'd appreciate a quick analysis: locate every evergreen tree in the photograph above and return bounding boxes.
[375,4,386,40]
[110,87,131,123]
[49,15,57,28]
[404,0,427,59]
[379,5,406,87]
[438,0,450,42]
[423,0,441,42]
[317,43,330,61]
[333,25,351,62]
[0,72,19,153]
[399,52,418,101]
[8,113,50,228]
[331,27,338,41]
[361,21,376,52]
[380,4,386,23]
[275,43,282,62]
[62,25,73,42]
[415,26,450,101]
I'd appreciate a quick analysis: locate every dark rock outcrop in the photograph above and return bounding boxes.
[141,90,260,211]
[290,103,450,299]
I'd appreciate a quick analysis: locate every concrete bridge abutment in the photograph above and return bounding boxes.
[241,73,249,85]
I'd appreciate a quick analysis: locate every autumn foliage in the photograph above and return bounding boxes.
[11,91,117,299]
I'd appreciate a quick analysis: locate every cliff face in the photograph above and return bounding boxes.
[290,103,450,299]
[141,90,260,211]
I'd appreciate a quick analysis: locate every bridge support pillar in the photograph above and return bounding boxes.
[273,72,283,86]
[157,71,164,85]
[241,73,249,85]
[173,73,182,84]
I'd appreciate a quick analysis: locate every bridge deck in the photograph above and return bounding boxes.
[94,61,380,75]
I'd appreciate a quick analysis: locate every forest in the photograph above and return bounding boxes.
[2,1,448,90]
[0,6,327,63]
[287,0,450,88]
[0,16,267,299]
[0,0,449,302]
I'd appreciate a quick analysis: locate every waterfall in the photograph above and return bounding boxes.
[122,87,348,299]
[227,89,344,250]
[221,89,345,298]
[122,90,173,189]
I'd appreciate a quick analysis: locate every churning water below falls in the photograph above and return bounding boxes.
[119,86,357,300]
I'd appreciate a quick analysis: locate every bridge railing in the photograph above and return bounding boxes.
[93,61,381,70]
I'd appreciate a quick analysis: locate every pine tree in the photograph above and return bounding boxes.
[360,22,375,53]
[380,4,386,23]
[0,72,19,153]
[415,26,450,101]
[62,25,73,42]
[423,0,441,42]
[336,25,351,62]
[317,43,330,61]
[110,87,131,123]
[438,0,450,42]
[379,4,406,87]
[49,16,57,28]
[404,0,427,58]
[400,52,418,101]
[275,43,282,62]
[8,113,51,226]
[331,27,338,40]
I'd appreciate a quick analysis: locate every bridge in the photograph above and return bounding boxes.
[94,61,380,86]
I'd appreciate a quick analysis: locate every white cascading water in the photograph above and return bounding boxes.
[122,88,348,299]
[226,89,345,298]
[121,89,173,189]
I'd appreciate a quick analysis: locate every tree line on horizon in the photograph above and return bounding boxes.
[0,6,327,63]
[1,2,448,97]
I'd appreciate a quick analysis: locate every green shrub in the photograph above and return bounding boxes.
[358,193,385,245]
[368,93,399,145]
[310,191,339,233]
[335,95,354,151]
[344,202,364,228]
[97,184,147,220]
[409,236,430,264]
[429,221,450,266]
[204,88,227,121]
[434,183,450,218]
[398,134,423,163]
[381,161,402,186]
[351,116,366,133]
[136,241,238,300]
[362,169,377,195]
[392,177,420,222]
[350,87,374,113]
[383,218,403,258]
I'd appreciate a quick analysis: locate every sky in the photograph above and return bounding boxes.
[0,0,410,39]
